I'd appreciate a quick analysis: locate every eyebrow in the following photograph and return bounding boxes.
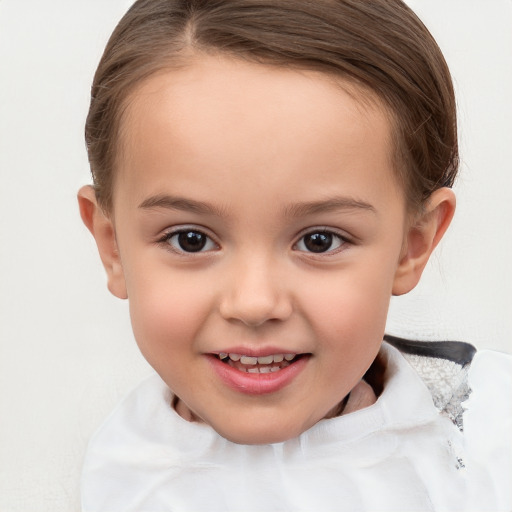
[138,194,228,217]
[138,194,376,218]
[284,197,376,217]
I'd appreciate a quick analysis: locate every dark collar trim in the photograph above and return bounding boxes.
[384,334,476,366]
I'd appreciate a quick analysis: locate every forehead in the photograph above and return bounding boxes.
[114,56,402,210]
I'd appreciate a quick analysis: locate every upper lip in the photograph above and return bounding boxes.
[210,346,307,358]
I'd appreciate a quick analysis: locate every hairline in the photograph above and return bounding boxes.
[105,49,409,215]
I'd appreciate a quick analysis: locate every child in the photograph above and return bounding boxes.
[78,0,512,510]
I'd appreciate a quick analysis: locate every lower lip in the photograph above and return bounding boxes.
[207,355,309,395]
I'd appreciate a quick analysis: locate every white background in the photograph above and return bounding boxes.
[0,1,511,510]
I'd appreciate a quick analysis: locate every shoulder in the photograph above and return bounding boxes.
[81,374,182,511]
[464,350,512,511]
[464,350,512,452]
[383,339,512,510]
[467,348,512,388]
[383,336,512,434]
[82,373,171,473]
[385,337,512,510]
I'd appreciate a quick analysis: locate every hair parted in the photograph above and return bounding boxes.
[86,0,458,212]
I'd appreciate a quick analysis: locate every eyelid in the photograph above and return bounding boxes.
[156,224,220,254]
[294,226,352,242]
[292,226,353,254]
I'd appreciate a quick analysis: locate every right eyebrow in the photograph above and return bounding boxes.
[138,194,228,217]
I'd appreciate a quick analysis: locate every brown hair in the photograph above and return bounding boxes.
[85,0,458,212]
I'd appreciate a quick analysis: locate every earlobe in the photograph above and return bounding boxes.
[77,185,128,299]
[392,188,456,296]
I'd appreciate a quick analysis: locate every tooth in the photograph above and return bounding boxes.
[257,355,274,365]
[273,354,284,363]
[270,367,280,373]
[247,368,259,374]
[284,354,295,361]
[240,356,258,365]
[219,353,228,360]
[259,367,272,373]
[229,354,241,361]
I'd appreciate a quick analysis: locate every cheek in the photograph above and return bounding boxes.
[309,289,389,357]
[298,260,396,359]
[302,260,395,326]
[126,268,213,362]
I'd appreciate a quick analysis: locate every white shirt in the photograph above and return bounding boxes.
[82,343,512,512]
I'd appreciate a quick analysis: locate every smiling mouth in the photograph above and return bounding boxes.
[215,352,305,373]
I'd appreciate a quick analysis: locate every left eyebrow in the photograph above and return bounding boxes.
[138,194,228,217]
[284,196,377,218]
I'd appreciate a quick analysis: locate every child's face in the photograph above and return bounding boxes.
[89,57,434,444]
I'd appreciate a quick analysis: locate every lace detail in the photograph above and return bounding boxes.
[398,352,471,431]
[384,336,476,431]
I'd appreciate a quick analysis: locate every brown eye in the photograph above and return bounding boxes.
[304,233,332,253]
[295,231,344,253]
[167,230,216,253]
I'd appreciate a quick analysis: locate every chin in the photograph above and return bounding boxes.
[211,416,312,445]
[218,427,298,446]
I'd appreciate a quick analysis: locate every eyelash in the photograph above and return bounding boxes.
[156,227,351,255]
[293,228,350,255]
[157,227,218,255]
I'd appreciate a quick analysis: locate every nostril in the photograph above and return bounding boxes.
[219,295,293,327]
[218,266,293,325]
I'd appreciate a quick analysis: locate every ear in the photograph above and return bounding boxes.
[77,185,128,299]
[392,187,456,296]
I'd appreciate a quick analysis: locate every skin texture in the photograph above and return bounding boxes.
[79,56,455,445]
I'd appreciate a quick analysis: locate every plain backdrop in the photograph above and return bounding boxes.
[0,1,511,510]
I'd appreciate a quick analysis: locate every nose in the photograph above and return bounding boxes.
[219,255,293,327]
